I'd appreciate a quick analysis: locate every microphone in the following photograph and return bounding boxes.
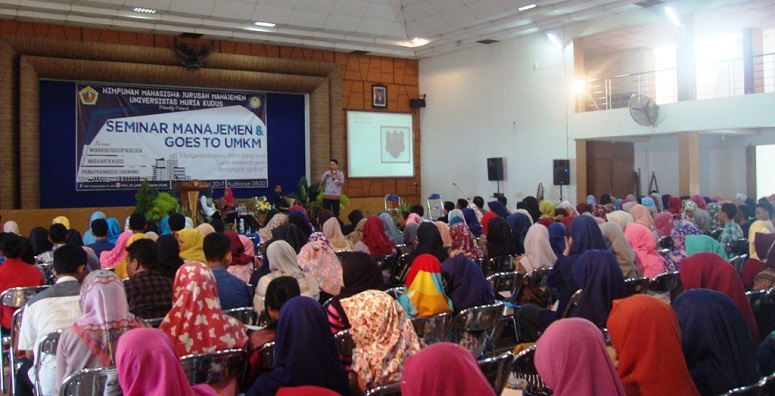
[452,182,471,201]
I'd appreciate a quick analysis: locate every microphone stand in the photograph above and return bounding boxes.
[452,182,471,201]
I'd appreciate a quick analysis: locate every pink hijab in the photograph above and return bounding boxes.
[400,343,495,396]
[520,224,556,273]
[434,221,451,247]
[535,318,626,396]
[624,223,665,279]
[406,213,423,225]
[628,204,654,228]
[690,195,707,210]
[99,231,132,269]
[654,212,674,238]
[116,328,217,396]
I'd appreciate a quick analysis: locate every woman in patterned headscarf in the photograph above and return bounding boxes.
[665,220,703,272]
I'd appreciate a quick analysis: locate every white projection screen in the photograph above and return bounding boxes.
[757,144,775,198]
[346,111,414,178]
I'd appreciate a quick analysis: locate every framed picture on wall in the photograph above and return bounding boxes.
[372,84,387,108]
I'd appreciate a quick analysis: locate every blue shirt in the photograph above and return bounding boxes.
[211,265,252,310]
[87,239,115,259]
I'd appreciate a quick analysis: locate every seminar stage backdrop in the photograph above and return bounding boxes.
[40,80,307,208]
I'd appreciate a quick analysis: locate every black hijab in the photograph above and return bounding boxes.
[407,222,449,266]
[344,210,364,235]
[486,217,515,259]
[330,252,384,329]
[28,227,52,255]
[522,196,541,223]
[156,234,184,279]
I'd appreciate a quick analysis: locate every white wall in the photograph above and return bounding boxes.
[419,34,576,206]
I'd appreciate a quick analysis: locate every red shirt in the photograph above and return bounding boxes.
[0,258,45,329]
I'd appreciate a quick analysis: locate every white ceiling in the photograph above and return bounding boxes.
[0,0,771,58]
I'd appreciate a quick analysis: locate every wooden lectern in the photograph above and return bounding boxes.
[174,180,209,226]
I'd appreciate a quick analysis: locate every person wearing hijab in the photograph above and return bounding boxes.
[487,201,510,219]
[461,208,483,238]
[402,222,419,254]
[344,209,365,235]
[628,204,655,231]
[398,254,453,317]
[28,226,53,257]
[246,297,351,396]
[520,196,540,224]
[570,250,626,327]
[81,211,106,246]
[680,252,759,343]
[106,218,122,245]
[159,216,172,236]
[379,213,404,246]
[441,255,495,313]
[606,295,700,396]
[52,215,71,229]
[288,212,312,240]
[400,343,496,396]
[434,221,452,248]
[346,218,367,246]
[159,262,247,355]
[271,223,307,254]
[752,232,775,291]
[254,240,320,312]
[448,222,483,260]
[112,233,148,278]
[3,220,19,234]
[624,223,666,279]
[599,222,638,279]
[539,200,556,222]
[407,222,448,266]
[99,230,132,269]
[666,196,682,217]
[353,216,395,256]
[116,328,217,396]
[606,211,633,233]
[692,206,713,234]
[654,212,674,238]
[225,231,255,284]
[640,196,658,214]
[341,290,423,391]
[682,199,698,223]
[685,234,728,259]
[327,253,384,334]
[506,212,531,255]
[665,220,703,272]
[547,223,566,258]
[195,223,215,237]
[259,212,288,244]
[480,210,497,237]
[297,232,342,298]
[485,217,515,259]
[535,318,626,396]
[673,290,758,396]
[173,228,207,264]
[56,270,143,391]
[156,234,184,279]
[519,224,556,274]
[322,217,352,251]
[742,222,775,289]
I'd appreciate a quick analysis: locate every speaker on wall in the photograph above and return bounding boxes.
[487,157,504,181]
[553,159,570,185]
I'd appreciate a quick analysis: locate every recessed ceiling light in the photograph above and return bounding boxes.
[411,37,429,47]
[132,7,156,14]
[664,6,681,27]
[518,4,536,11]
[254,21,276,28]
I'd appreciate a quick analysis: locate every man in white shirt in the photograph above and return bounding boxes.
[16,245,85,396]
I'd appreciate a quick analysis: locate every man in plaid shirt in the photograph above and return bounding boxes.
[124,239,174,319]
[718,202,744,248]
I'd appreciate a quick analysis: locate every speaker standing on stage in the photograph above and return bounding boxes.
[321,159,345,218]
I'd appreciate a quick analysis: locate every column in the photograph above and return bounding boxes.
[675,14,696,101]
[678,132,699,196]
[743,28,764,94]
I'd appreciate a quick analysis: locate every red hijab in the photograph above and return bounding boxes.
[668,197,683,217]
[226,231,253,266]
[679,253,759,343]
[222,188,234,206]
[690,195,707,210]
[481,211,497,236]
[361,216,395,256]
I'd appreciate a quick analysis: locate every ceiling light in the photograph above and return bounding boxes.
[547,33,563,50]
[410,37,429,47]
[254,21,276,28]
[518,4,536,11]
[572,80,585,93]
[664,6,681,27]
[132,7,156,14]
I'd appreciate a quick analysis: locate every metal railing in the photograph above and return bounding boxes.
[579,52,775,112]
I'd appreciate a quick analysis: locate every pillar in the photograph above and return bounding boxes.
[678,132,699,196]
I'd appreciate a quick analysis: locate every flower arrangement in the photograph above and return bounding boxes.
[254,196,272,214]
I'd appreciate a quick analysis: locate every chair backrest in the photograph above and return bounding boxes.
[363,382,401,396]
[372,254,397,271]
[334,329,355,357]
[179,349,247,385]
[710,229,723,240]
[657,235,674,250]
[726,238,749,257]
[257,341,275,370]
[0,286,50,309]
[384,195,401,212]
[384,287,404,300]
[746,287,775,315]
[410,312,453,345]
[35,329,63,396]
[139,317,165,328]
[720,382,760,396]
[334,250,353,262]
[561,289,582,319]
[59,366,121,396]
[223,307,258,326]
[729,254,749,274]
[513,346,552,396]
[647,271,681,294]
[445,301,504,356]
[527,268,550,289]
[388,253,411,286]
[487,272,524,297]
[624,276,650,296]
[478,351,513,395]
[760,372,775,395]
[482,256,515,277]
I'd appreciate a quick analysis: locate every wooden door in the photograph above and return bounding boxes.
[587,141,635,199]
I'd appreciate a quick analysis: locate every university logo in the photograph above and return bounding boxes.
[248,96,262,109]
[385,130,405,159]
[79,86,99,105]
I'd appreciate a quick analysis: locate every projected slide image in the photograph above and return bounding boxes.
[381,126,410,163]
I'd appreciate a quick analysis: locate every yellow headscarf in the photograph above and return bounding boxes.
[52,216,71,229]
[540,201,556,219]
[176,228,207,263]
[114,233,148,278]
[749,220,775,260]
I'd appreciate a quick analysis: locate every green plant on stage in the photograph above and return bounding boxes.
[134,180,159,216]
[146,192,180,221]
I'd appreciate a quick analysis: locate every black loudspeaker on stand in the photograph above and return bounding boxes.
[487,158,504,181]
[553,159,570,185]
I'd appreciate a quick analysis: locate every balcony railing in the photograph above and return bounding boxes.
[579,52,775,112]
